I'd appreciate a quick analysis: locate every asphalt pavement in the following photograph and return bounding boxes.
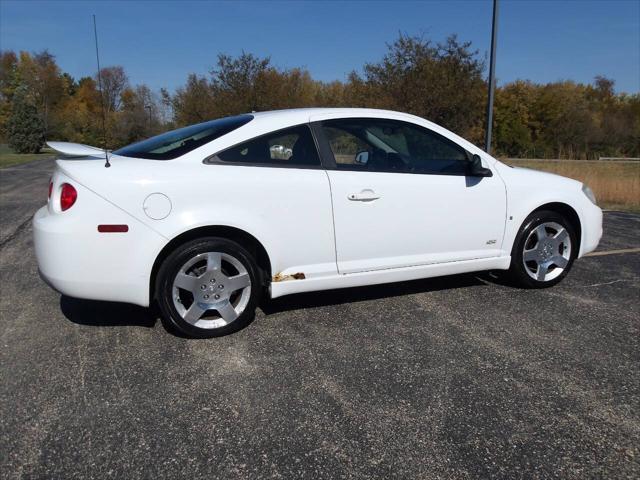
[1,159,639,479]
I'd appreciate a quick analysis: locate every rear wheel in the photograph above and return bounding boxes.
[508,210,577,288]
[156,237,262,338]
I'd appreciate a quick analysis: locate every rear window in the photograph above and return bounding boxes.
[114,114,253,160]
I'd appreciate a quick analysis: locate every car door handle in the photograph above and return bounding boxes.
[348,189,381,201]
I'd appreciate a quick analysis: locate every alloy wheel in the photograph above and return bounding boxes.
[522,221,572,282]
[171,251,252,329]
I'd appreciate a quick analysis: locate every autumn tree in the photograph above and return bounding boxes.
[172,74,217,126]
[114,84,161,145]
[1,37,637,159]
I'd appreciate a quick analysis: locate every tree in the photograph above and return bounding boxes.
[0,50,19,141]
[97,66,128,112]
[494,81,534,156]
[172,74,217,126]
[114,84,160,145]
[14,50,67,137]
[345,34,486,141]
[7,86,45,153]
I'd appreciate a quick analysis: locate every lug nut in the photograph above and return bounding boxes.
[210,278,215,283]
[203,294,209,299]
[218,284,224,290]
[200,285,206,290]
[214,294,220,300]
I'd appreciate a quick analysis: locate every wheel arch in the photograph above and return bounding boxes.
[149,225,272,304]
[529,202,582,253]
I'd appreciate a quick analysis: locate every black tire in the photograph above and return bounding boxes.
[507,210,577,288]
[156,237,262,338]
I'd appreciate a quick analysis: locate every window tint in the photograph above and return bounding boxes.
[320,118,469,175]
[114,114,253,160]
[216,125,321,167]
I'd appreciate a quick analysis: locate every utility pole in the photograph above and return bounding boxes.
[485,0,499,154]
[145,105,152,130]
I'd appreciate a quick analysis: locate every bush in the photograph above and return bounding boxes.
[7,91,45,154]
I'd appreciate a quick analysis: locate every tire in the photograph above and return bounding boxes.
[507,210,577,288]
[156,237,262,338]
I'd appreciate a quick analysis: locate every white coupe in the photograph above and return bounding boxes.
[34,108,603,337]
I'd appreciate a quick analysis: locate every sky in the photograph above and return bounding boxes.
[1,0,639,94]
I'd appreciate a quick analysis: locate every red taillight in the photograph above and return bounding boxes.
[48,180,53,199]
[60,183,77,211]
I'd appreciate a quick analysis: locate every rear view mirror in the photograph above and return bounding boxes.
[355,151,370,164]
[469,154,493,177]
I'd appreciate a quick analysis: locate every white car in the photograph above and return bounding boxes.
[34,108,603,338]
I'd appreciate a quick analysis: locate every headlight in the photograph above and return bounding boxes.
[582,184,597,205]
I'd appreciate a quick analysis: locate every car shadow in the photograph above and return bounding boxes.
[60,295,157,328]
[261,272,492,315]
[58,272,507,328]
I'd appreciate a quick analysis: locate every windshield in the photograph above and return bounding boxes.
[114,114,254,160]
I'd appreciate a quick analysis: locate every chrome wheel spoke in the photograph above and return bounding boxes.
[174,273,198,292]
[206,252,222,272]
[183,303,205,325]
[523,248,539,262]
[216,300,238,323]
[227,273,250,292]
[536,262,549,281]
[534,224,548,242]
[552,255,568,268]
[553,228,569,244]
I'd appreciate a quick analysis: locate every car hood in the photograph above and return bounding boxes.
[496,163,583,190]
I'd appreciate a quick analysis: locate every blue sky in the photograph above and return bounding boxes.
[1,0,639,93]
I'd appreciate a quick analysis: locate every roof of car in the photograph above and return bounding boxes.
[249,107,422,123]
[173,107,487,164]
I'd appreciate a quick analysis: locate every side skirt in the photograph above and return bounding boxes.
[270,256,511,299]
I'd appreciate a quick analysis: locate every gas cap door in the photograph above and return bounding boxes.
[143,193,172,220]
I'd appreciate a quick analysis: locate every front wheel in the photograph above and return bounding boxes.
[508,210,577,288]
[156,237,262,338]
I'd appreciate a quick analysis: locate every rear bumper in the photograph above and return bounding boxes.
[33,203,166,307]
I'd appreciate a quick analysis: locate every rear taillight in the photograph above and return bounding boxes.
[60,183,77,211]
[48,180,53,199]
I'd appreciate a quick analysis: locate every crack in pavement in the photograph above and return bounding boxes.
[0,216,32,250]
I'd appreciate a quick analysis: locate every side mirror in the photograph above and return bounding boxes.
[469,154,493,177]
[355,151,370,164]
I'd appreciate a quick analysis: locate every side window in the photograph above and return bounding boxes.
[320,119,469,175]
[323,126,371,167]
[216,125,320,167]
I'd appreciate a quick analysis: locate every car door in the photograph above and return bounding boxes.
[312,116,507,274]
[205,123,338,280]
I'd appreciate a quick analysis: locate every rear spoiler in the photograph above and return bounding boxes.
[46,141,108,158]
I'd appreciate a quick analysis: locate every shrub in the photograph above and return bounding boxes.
[7,89,45,153]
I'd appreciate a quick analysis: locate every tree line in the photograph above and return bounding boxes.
[1,34,638,159]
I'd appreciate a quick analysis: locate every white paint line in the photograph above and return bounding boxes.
[585,248,640,257]
[578,279,628,288]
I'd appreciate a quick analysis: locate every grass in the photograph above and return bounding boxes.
[0,144,55,169]
[506,159,640,212]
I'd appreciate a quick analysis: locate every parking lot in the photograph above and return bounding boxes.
[1,159,639,479]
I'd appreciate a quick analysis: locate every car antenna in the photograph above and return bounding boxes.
[93,14,110,168]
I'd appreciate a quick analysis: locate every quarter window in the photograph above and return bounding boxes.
[215,125,321,167]
[320,118,470,175]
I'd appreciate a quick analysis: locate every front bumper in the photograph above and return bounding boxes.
[578,202,603,257]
